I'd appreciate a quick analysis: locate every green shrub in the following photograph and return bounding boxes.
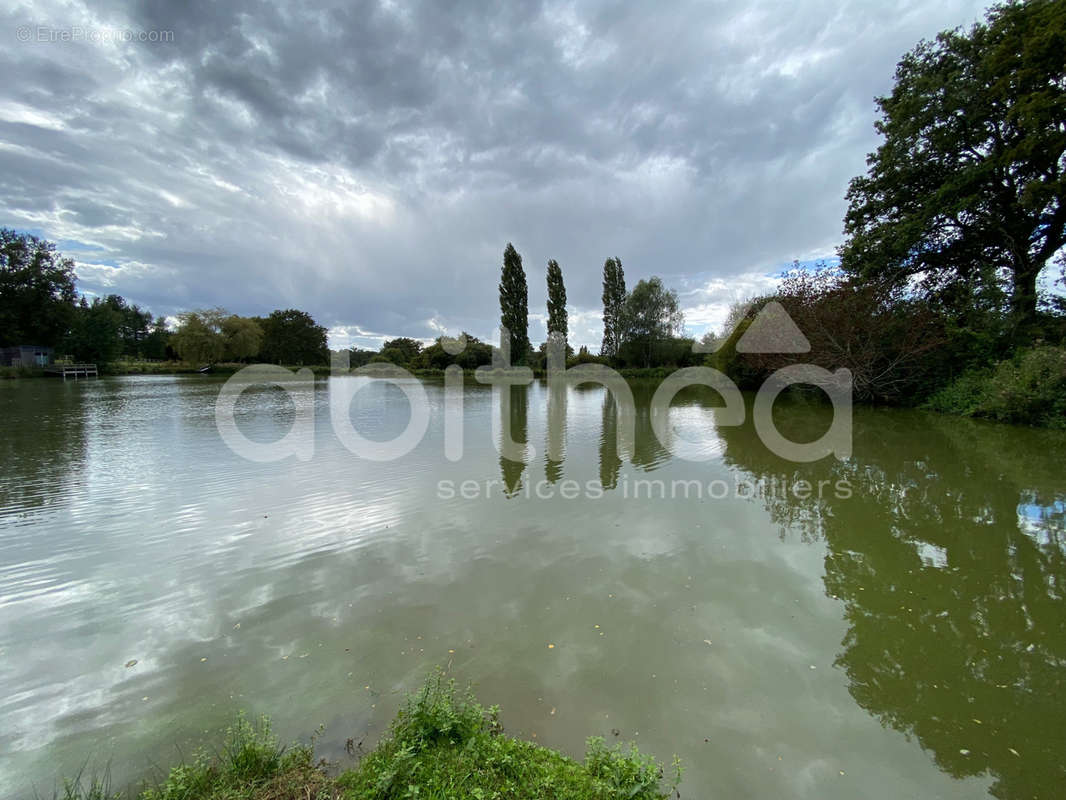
[584,737,678,799]
[923,366,995,416]
[925,346,1066,427]
[978,346,1066,426]
[339,671,680,799]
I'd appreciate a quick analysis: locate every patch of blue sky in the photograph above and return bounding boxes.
[57,238,106,252]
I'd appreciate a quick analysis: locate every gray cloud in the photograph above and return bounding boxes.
[0,0,989,347]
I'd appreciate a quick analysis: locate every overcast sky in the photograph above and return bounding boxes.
[1,0,991,349]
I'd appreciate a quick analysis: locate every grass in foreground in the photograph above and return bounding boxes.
[59,673,681,800]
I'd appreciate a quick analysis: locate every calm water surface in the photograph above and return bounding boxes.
[1,375,1063,799]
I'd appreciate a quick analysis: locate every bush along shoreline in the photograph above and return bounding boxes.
[922,346,1066,428]
[58,674,682,800]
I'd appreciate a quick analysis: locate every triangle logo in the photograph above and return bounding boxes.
[735,301,810,353]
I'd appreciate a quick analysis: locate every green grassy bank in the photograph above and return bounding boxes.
[60,675,681,800]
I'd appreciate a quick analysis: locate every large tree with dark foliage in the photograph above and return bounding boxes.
[100,294,152,357]
[67,297,122,364]
[380,337,423,365]
[0,229,77,347]
[841,0,1066,328]
[600,257,625,357]
[619,276,683,367]
[259,309,328,365]
[545,258,568,344]
[418,333,493,370]
[499,243,530,363]
[142,316,172,360]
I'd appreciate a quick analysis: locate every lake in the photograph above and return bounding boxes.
[1,374,1063,799]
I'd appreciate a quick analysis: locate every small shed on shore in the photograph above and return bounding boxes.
[0,345,54,367]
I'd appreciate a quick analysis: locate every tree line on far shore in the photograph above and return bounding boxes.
[0,225,699,372]
[0,229,332,366]
[2,2,1064,424]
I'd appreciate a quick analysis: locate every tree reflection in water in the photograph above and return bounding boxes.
[498,384,529,497]
[717,397,1066,800]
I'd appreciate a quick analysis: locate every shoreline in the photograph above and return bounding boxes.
[3,359,1062,429]
[59,674,680,800]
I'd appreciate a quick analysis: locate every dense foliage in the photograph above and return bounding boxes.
[417,333,494,370]
[599,258,626,358]
[616,277,685,368]
[258,309,329,365]
[925,345,1066,426]
[841,0,1066,330]
[546,258,568,343]
[499,243,531,364]
[0,229,77,348]
[717,267,950,402]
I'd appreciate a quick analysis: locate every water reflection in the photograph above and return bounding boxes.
[598,391,622,490]
[630,383,671,472]
[498,384,528,497]
[496,380,679,492]
[3,376,1064,799]
[545,379,566,484]
[718,405,1066,799]
[0,382,87,520]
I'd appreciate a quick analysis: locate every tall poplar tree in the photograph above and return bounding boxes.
[546,258,567,343]
[600,257,626,357]
[499,243,530,364]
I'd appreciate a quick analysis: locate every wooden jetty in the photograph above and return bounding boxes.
[44,363,98,379]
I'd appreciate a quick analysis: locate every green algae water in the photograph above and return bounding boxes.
[0,375,1063,799]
